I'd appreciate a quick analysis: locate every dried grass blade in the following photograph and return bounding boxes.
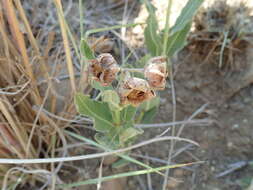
[2,0,41,105]
[53,0,76,92]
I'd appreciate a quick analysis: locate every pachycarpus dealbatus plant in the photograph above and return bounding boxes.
[75,53,168,150]
[74,0,204,153]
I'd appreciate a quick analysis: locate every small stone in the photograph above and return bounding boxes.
[232,124,239,129]
[167,178,180,189]
[174,169,184,177]
[103,155,118,166]
[227,142,233,148]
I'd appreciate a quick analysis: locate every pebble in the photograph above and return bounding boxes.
[232,124,239,129]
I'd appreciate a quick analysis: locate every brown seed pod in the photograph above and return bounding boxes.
[88,53,120,86]
[118,76,155,107]
[144,56,168,90]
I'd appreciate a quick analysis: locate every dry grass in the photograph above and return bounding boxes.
[0,0,82,188]
[189,0,253,70]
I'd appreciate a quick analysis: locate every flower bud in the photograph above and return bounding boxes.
[118,76,155,107]
[89,53,120,86]
[144,56,168,90]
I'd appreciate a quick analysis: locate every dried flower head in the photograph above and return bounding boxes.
[89,53,120,86]
[144,56,168,90]
[118,76,155,107]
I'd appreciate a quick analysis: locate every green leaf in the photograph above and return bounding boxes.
[120,127,143,143]
[90,80,113,91]
[139,97,160,124]
[94,133,119,149]
[166,23,192,56]
[112,158,130,168]
[120,105,137,123]
[237,177,252,189]
[75,93,114,132]
[141,106,159,124]
[80,38,95,60]
[165,0,204,56]
[140,96,160,110]
[102,90,121,111]
[171,0,204,33]
[143,1,162,56]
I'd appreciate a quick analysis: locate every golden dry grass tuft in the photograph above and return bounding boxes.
[0,0,83,187]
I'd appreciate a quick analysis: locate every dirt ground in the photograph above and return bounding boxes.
[136,46,253,189]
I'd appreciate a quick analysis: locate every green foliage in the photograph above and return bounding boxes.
[171,0,204,33]
[75,0,204,153]
[94,133,119,149]
[143,0,162,56]
[120,105,137,124]
[237,177,252,189]
[120,127,143,144]
[143,0,204,57]
[112,158,130,168]
[140,0,204,122]
[75,93,140,148]
[166,23,192,56]
[139,97,160,124]
[102,90,121,111]
[80,38,95,60]
[90,80,113,91]
[75,93,114,132]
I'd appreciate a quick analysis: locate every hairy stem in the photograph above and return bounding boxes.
[162,0,173,56]
[121,68,144,73]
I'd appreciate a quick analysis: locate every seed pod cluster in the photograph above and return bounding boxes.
[88,53,120,86]
[144,56,168,90]
[118,75,155,106]
[88,54,168,106]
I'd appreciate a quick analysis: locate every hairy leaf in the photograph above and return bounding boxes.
[120,127,143,144]
[140,97,160,124]
[75,93,114,132]
[141,106,159,124]
[90,80,113,91]
[120,105,137,124]
[94,133,119,149]
[102,90,121,111]
[80,38,95,60]
[143,0,162,56]
[166,23,192,56]
[171,0,204,33]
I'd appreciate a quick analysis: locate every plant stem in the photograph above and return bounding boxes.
[122,68,144,73]
[162,0,173,56]
[79,0,84,39]
[114,111,121,126]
